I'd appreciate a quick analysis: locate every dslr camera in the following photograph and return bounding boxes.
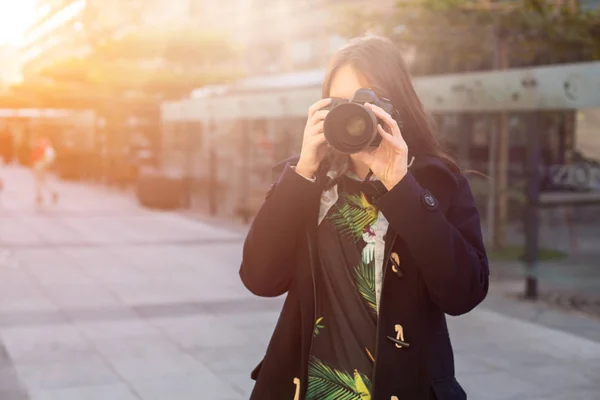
[322,88,395,154]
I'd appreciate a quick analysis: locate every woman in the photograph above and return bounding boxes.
[240,35,489,400]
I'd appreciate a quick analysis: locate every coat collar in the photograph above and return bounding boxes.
[272,155,301,173]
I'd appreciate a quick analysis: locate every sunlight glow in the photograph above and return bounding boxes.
[0,0,37,46]
[24,0,86,48]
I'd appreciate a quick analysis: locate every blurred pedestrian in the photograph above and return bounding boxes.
[240,35,489,400]
[31,137,58,205]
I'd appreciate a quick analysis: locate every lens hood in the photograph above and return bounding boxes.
[323,103,378,154]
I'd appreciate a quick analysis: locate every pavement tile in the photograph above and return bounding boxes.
[40,284,121,308]
[13,356,120,391]
[106,283,191,306]
[75,319,160,342]
[451,310,600,360]
[517,389,600,400]
[106,247,184,269]
[457,339,565,371]
[59,247,119,264]
[106,351,216,382]
[474,349,565,372]
[133,301,202,319]
[61,305,138,324]
[519,364,600,393]
[459,370,551,400]
[0,326,97,363]
[55,218,127,243]
[150,315,253,350]
[191,345,265,375]
[81,266,149,285]
[453,355,500,377]
[0,366,27,393]
[483,279,600,344]
[28,384,140,400]
[10,249,70,270]
[0,310,66,330]
[0,268,33,286]
[129,375,242,400]
[88,334,181,359]
[25,266,93,286]
[522,331,600,363]
[0,390,29,400]
[0,293,58,314]
[174,285,254,303]
[0,226,44,247]
[0,282,46,303]
[210,307,282,327]
[225,371,256,398]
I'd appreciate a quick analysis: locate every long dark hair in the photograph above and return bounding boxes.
[321,35,459,186]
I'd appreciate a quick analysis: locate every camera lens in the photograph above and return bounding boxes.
[345,116,367,137]
[323,103,378,154]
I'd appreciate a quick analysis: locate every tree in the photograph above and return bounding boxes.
[335,0,600,74]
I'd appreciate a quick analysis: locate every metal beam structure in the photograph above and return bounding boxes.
[160,61,600,302]
[162,61,600,122]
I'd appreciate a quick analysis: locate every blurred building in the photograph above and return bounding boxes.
[20,0,395,78]
[188,0,396,73]
[20,0,193,77]
[0,45,22,90]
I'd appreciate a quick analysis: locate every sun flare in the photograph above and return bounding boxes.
[0,0,37,46]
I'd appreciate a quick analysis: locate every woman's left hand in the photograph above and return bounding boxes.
[353,103,409,191]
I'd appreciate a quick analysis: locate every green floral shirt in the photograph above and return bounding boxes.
[306,174,387,400]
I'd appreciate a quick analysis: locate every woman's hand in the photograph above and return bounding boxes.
[353,103,409,191]
[295,98,331,180]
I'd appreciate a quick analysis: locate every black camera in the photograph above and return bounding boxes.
[322,88,394,154]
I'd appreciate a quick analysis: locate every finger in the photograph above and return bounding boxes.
[309,109,329,125]
[308,133,327,153]
[366,103,401,138]
[365,102,392,121]
[377,125,407,152]
[309,120,325,136]
[308,98,332,118]
[377,124,397,145]
[313,134,327,146]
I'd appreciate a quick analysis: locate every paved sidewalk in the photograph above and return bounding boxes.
[0,166,598,400]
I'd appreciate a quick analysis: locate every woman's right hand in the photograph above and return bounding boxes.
[295,98,331,180]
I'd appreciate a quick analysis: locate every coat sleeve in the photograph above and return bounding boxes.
[240,164,321,297]
[377,172,489,316]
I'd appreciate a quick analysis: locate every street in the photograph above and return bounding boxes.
[0,166,598,400]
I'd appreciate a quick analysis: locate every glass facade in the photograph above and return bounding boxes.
[579,0,600,10]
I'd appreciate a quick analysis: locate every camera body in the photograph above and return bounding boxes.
[322,88,394,154]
